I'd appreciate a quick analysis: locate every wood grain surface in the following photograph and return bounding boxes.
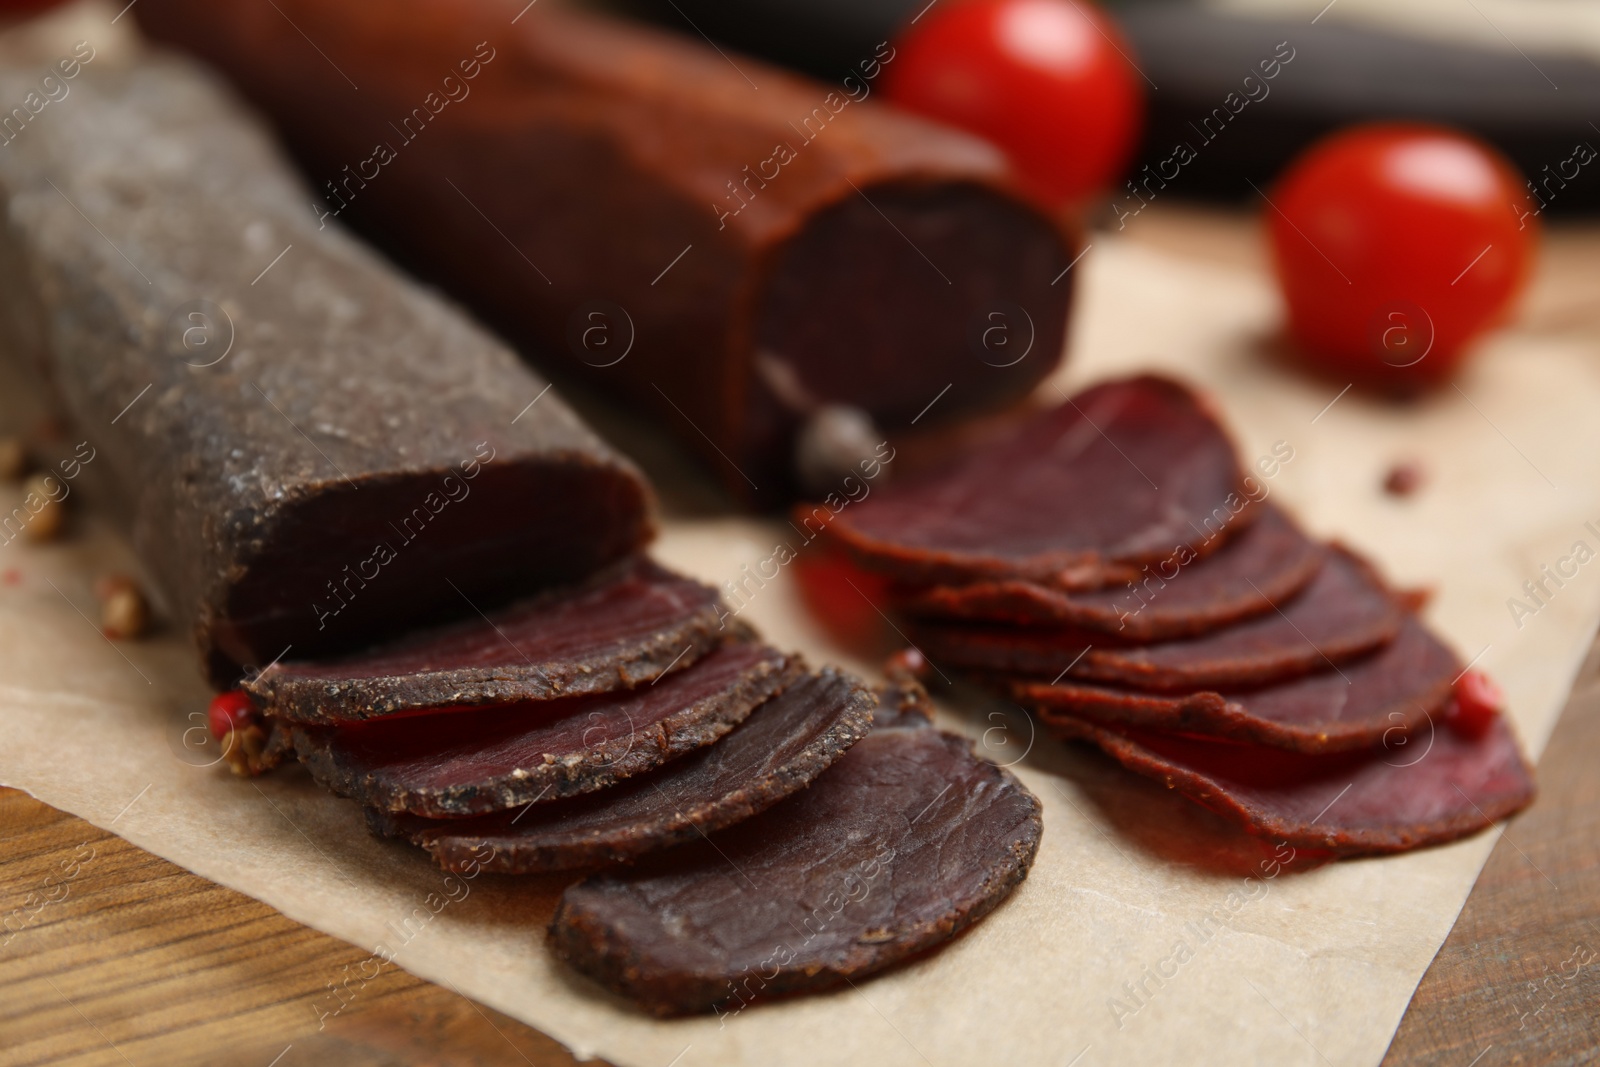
[4,205,1598,1066]
[0,786,591,1066]
[1382,638,1600,1067]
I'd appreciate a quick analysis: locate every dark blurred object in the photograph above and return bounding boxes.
[0,0,68,15]
[623,0,1600,213]
[610,0,909,78]
[138,0,1075,507]
[1117,5,1600,212]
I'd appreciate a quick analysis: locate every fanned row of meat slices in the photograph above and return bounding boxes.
[231,556,1043,1016]
[227,372,1534,1018]
[816,374,1535,857]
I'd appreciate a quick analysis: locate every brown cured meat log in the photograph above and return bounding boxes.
[819,376,1258,586]
[912,546,1401,692]
[549,724,1041,1016]
[899,502,1322,641]
[247,557,727,723]
[1017,616,1459,752]
[367,668,875,873]
[1051,713,1535,855]
[293,642,799,817]
[0,59,651,685]
[135,0,1077,503]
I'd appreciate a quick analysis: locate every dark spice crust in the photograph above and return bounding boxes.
[369,668,877,873]
[547,728,1043,1016]
[245,558,732,723]
[292,648,803,817]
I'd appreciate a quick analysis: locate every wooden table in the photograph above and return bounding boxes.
[4,205,1599,1066]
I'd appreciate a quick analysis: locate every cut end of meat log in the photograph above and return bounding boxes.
[208,457,655,685]
[246,557,727,722]
[755,179,1070,433]
[547,726,1042,1016]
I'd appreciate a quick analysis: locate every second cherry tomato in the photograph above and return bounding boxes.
[883,0,1143,207]
[1267,123,1537,389]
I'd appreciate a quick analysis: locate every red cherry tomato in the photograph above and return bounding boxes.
[883,0,1143,208]
[207,689,258,741]
[1267,124,1536,389]
[1446,669,1504,740]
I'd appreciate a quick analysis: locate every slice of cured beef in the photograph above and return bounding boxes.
[247,557,727,723]
[913,546,1400,692]
[292,642,799,817]
[367,668,875,873]
[817,375,1253,588]
[1015,615,1459,752]
[548,726,1042,1016]
[1051,713,1535,854]
[898,502,1323,641]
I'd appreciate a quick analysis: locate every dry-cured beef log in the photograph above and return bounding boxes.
[1051,712,1535,854]
[293,642,799,817]
[817,376,1257,587]
[0,59,652,685]
[135,0,1076,503]
[549,724,1041,1015]
[913,546,1400,692]
[368,668,875,873]
[1016,615,1459,753]
[247,557,727,723]
[899,502,1322,641]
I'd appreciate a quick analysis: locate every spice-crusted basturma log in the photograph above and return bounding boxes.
[135,0,1077,502]
[0,59,652,684]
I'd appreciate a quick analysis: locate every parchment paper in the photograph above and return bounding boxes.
[4,231,1600,1064]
